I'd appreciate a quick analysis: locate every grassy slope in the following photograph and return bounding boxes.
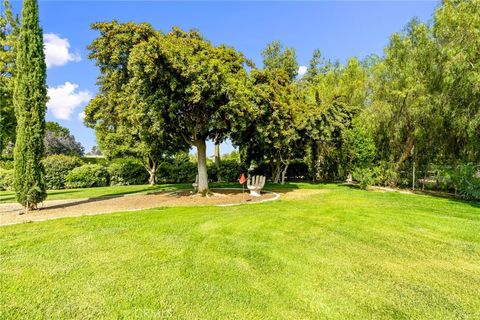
[1,184,479,319]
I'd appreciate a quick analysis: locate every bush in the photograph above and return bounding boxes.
[0,168,14,191]
[82,156,108,166]
[448,164,480,200]
[0,158,14,170]
[157,154,197,183]
[108,158,148,186]
[42,155,83,189]
[208,159,245,182]
[65,164,109,188]
[352,167,375,189]
[352,162,399,189]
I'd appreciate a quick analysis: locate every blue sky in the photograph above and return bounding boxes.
[10,1,439,156]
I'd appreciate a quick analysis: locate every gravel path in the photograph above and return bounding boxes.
[0,189,278,226]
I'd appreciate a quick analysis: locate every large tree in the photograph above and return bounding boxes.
[126,27,251,193]
[366,19,442,178]
[232,42,301,183]
[13,0,47,208]
[301,56,368,181]
[434,0,480,162]
[0,0,18,155]
[44,121,84,156]
[85,21,185,184]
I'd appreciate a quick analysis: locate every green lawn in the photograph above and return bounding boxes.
[0,183,190,204]
[0,182,312,204]
[1,184,479,319]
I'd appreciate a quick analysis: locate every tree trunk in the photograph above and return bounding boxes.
[214,142,222,182]
[310,140,318,182]
[272,159,281,183]
[145,158,158,185]
[281,161,289,184]
[148,167,157,185]
[195,139,209,195]
[412,160,416,190]
[411,144,416,190]
[395,136,415,171]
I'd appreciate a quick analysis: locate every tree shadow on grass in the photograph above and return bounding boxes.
[0,194,15,203]
[42,194,133,211]
[337,183,480,210]
[49,184,191,199]
[421,191,480,209]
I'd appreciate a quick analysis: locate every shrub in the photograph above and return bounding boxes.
[65,164,109,188]
[157,154,197,183]
[42,155,83,189]
[352,162,399,189]
[0,168,14,191]
[82,157,108,166]
[108,158,148,186]
[208,160,245,182]
[0,158,14,170]
[448,164,480,200]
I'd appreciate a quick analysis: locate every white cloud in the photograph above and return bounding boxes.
[47,82,92,120]
[77,111,86,121]
[298,66,307,77]
[44,33,81,68]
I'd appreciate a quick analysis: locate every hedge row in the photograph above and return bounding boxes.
[0,156,148,191]
[1,156,255,190]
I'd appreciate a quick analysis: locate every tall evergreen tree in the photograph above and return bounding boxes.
[13,0,47,208]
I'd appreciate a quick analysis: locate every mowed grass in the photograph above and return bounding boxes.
[0,182,313,204]
[0,183,191,204]
[0,181,308,204]
[1,184,479,319]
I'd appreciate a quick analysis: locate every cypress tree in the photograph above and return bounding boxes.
[13,0,47,209]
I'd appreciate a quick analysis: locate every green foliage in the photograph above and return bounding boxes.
[157,155,197,184]
[208,159,245,182]
[261,41,299,80]
[351,167,375,189]
[233,42,302,183]
[438,164,480,200]
[82,156,108,166]
[85,0,479,192]
[44,121,84,156]
[42,155,82,190]
[0,0,19,155]
[434,0,480,162]
[126,26,252,191]
[301,56,368,181]
[0,157,13,169]
[85,21,183,185]
[0,168,14,190]
[352,162,399,189]
[65,164,109,188]
[13,0,47,208]
[108,158,148,186]
[342,122,376,171]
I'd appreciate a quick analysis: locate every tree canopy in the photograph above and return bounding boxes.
[83,0,479,195]
[44,121,84,157]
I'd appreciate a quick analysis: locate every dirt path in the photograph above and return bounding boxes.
[0,189,278,226]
